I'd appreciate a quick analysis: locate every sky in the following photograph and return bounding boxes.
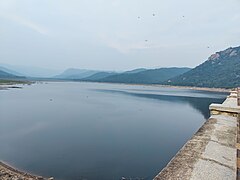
[0,0,240,71]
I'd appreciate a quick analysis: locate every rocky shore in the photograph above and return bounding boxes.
[0,162,53,180]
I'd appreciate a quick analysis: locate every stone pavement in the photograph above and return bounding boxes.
[0,162,52,180]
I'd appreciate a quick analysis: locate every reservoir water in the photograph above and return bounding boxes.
[0,82,226,180]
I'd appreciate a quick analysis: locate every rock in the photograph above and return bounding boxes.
[208,53,220,61]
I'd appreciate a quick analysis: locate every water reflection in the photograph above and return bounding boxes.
[94,89,226,119]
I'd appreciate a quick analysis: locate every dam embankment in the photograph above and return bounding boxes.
[154,89,239,180]
[0,161,52,180]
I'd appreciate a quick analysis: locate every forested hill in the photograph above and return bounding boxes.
[165,46,240,88]
[97,67,191,84]
[0,69,20,79]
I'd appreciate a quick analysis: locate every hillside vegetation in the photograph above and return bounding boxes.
[165,46,240,88]
[97,67,191,84]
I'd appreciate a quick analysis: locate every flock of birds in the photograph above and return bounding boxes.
[138,13,158,43]
[139,13,186,43]
[138,13,211,49]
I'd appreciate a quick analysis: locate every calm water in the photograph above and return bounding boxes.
[0,82,226,180]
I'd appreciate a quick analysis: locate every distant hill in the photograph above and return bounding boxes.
[97,67,191,84]
[0,66,23,76]
[124,68,147,74]
[0,69,22,79]
[55,68,100,79]
[165,46,240,88]
[0,63,62,78]
[82,72,118,81]
[81,68,147,81]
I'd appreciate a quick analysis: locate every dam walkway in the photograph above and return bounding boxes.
[154,89,240,180]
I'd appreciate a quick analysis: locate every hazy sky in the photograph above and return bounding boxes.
[0,0,240,71]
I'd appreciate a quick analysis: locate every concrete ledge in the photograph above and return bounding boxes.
[210,97,240,117]
[210,104,240,114]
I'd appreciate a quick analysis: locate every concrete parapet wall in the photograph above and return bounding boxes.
[154,91,239,180]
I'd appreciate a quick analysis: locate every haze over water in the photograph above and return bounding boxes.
[0,82,226,180]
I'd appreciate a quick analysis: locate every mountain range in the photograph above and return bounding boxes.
[54,68,101,79]
[53,67,190,84]
[1,46,240,88]
[95,67,191,84]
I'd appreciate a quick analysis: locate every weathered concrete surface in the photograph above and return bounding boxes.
[0,161,51,180]
[154,92,239,180]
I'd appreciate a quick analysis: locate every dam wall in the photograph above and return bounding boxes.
[154,90,240,180]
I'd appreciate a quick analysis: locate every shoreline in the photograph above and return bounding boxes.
[155,84,230,93]
[0,81,32,90]
[4,79,229,93]
[74,81,231,93]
